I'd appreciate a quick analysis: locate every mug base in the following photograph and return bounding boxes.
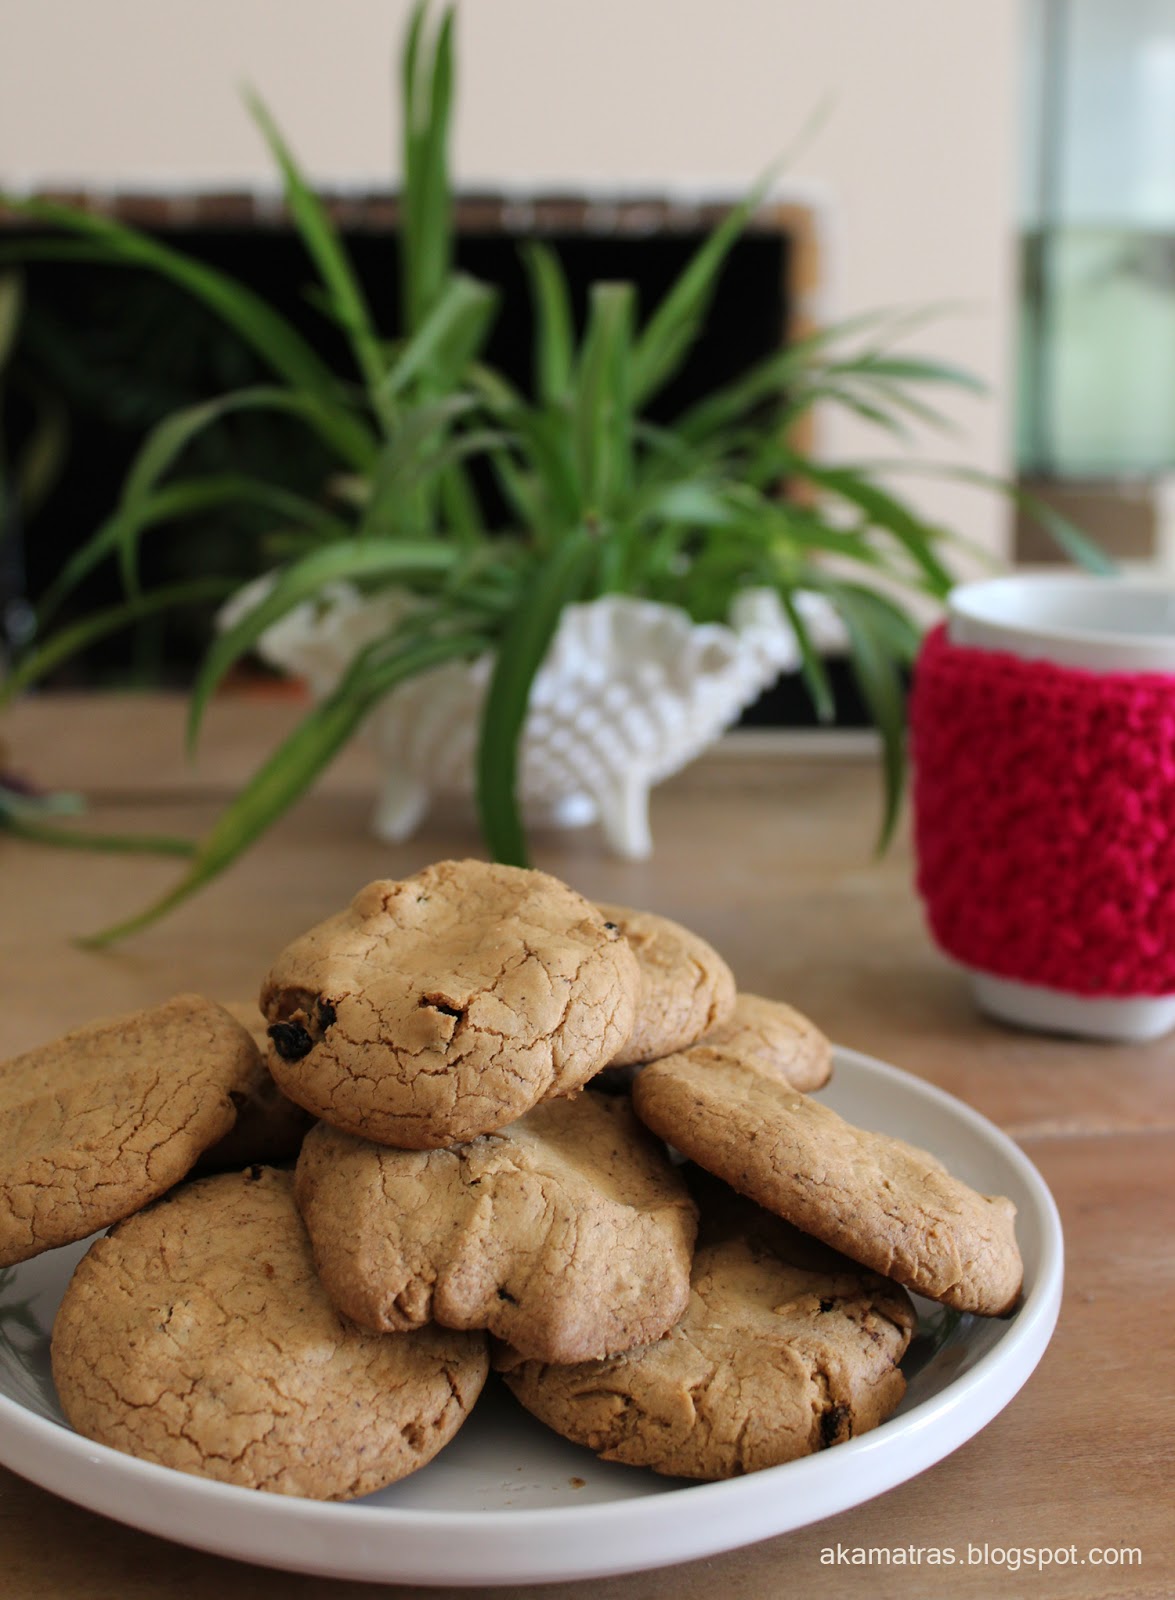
[969,972,1175,1044]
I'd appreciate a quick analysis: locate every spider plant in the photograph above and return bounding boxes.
[0,2,1106,944]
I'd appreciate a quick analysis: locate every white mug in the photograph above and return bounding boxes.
[943,573,1175,1043]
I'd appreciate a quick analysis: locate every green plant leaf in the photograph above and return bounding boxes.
[246,91,388,413]
[866,461,1115,575]
[123,388,358,510]
[819,579,908,848]
[400,2,455,331]
[12,377,69,516]
[840,353,986,391]
[1009,490,1116,573]
[437,462,485,544]
[506,410,581,534]
[672,305,977,449]
[112,385,356,593]
[83,627,487,946]
[626,105,833,409]
[361,419,505,538]
[417,7,456,325]
[465,368,582,536]
[0,811,197,856]
[630,177,771,406]
[186,538,461,749]
[2,577,237,702]
[963,470,1115,574]
[782,457,955,595]
[637,479,735,527]
[0,237,114,270]
[381,272,498,401]
[777,586,835,722]
[484,445,542,532]
[576,282,635,512]
[37,474,348,627]
[779,380,919,444]
[476,527,597,865]
[673,348,799,447]
[522,242,575,404]
[2,200,378,470]
[399,0,428,331]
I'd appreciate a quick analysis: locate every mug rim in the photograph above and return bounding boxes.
[948,572,1175,656]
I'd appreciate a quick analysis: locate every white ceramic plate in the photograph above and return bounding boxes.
[0,1046,1063,1587]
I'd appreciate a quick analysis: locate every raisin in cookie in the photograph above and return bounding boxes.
[697,992,832,1092]
[195,1002,314,1172]
[261,862,639,1148]
[497,1196,915,1480]
[633,1050,1022,1316]
[51,1167,488,1498]
[598,903,735,1068]
[0,995,260,1267]
[295,1092,697,1362]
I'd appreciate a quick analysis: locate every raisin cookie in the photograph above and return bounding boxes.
[598,903,735,1068]
[195,1002,314,1172]
[697,992,832,1092]
[633,1051,1022,1316]
[0,995,261,1268]
[295,1092,697,1362]
[51,1167,488,1498]
[261,862,639,1148]
[497,1196,915,1480]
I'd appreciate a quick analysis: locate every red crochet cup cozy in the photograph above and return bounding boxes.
[911,624,1175,997]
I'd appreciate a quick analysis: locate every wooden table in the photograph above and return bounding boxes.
[1,695,1172,1600]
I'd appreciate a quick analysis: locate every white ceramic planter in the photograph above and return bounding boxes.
[220,579,842,859]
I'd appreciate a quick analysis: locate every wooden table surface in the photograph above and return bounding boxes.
[1,695,1172,1600]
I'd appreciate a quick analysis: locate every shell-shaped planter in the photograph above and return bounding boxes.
[220,579,840,859]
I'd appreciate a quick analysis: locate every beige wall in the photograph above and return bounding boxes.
[0,0,1020,558]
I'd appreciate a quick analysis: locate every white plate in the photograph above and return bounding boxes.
[0,1046,1063,1587]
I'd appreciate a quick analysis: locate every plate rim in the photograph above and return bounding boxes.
[0,1044,1065,1585]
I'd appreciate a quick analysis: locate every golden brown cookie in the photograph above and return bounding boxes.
[195,1003,314,1172]
[496,1197,915,1480]
[260,861,640,1148]
[599,903,735,1068]
[697,992,832,1092]
[632,1051,1022,1316]
[51,1167,488,1498]
[295,1092,697,1363]
[0,995,261,1268]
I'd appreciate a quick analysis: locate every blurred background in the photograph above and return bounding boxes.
[1,0,1172,700]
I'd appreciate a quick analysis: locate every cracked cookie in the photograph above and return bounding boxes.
[0,995,262,1268]
[496,1194,915,1480]
[632,1051,1023,1316]
[261,861,640,1148]
[696,992,832,1092]
[295,1091,697,1362]
[51,1166,489,1498]
[195,1003,315,1173]
[598,903,735,1069]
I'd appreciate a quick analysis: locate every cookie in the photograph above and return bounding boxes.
[598,903,735,1068]
[295,1092,697,1362]
[0,995,261,1268]
[260,861,640,1148]
[632,1052,1022,1316]
[51,1167,488,1498]
[697,992,832,1092]
[195,1002,314,1172]
[496,1197,915,1480]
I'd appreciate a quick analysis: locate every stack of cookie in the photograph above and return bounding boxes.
[0,858,1023,1499]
